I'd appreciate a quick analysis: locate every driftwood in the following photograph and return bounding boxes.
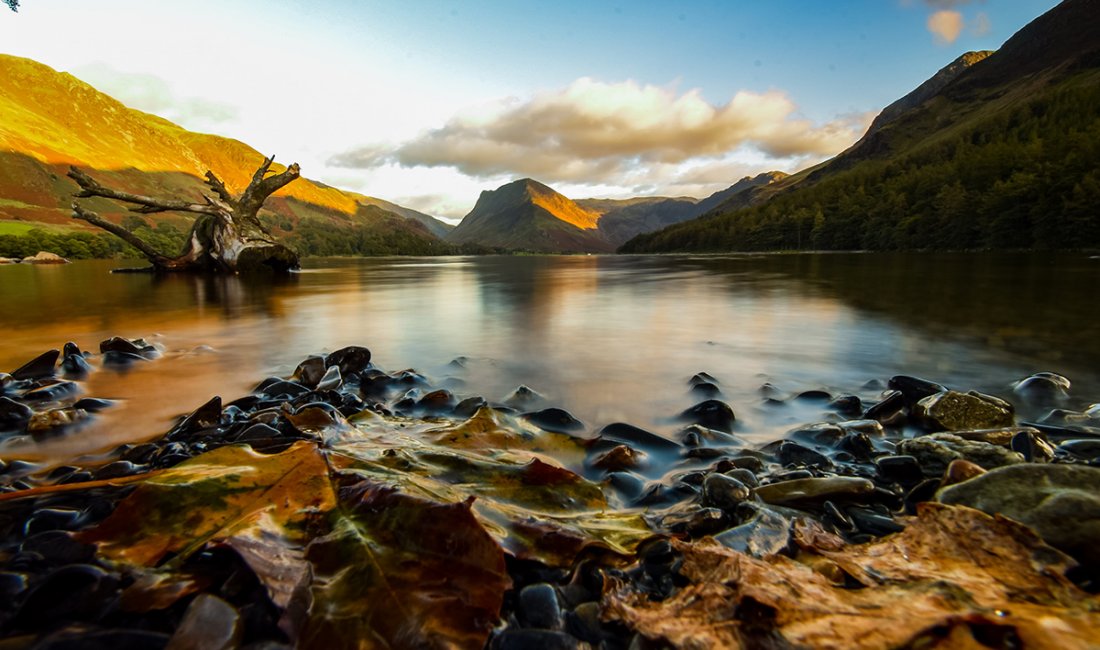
[69,156,300,274]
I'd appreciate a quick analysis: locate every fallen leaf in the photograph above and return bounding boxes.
[603,503,1100,650]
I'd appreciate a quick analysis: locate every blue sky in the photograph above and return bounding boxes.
[0,0,1061,218]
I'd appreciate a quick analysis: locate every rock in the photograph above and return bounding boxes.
[28,407,89,433]
[715,503,791,557]
[293,355,327,388]
[875,455,924,486]
[828,395,863,417]
[417,389,455,413]
[102,351,147,366]
[1012,372,1070,407]
[787,422,845,445]
[94,460,140,480]
[937,464,1100,570]
[795,389,832,402]
[887,375,947,406]
[11,349,60,380]
[689,372,718,386]
[172,396,222,436]
[12,564,116,628]
[523,407,585,434]
[519,583,564,630]
[940,459,987,487]
[915,390,1015,431]
[167,593,241,650]
[847,507,904,536]
[315,365,342,392]
[98,337,145,355]
[702,473,752,510]
[690,381,722,397]
[261,379,309,399]
[20,531,95,565]
[453,396,488,419]
[595,422,681,452]
[62,353,93,377]
[21,251,69,264]
[754,477,875,507]
[23,380,80,402]
[1059,439,1100,458]
[679,399,735,432]
[776,440,833,469]
[839,419,885,436]
[682,507,732,537]
[0,256,19,264]
[864,390,907,426]
[494,629,580,650]
[724,467,759,488]
[897,433,1024,476]
[1010,429,1054,462]
[567,602,603,643]
[606,471,646,500]
[33,629,171,650]
[591,444,644,472]
[0,395,34,428]
[504,385,544,409]
[325,345,372,376]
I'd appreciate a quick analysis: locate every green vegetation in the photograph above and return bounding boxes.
[287,219,492,257]
[0,228,127,259]
[622,75,1100,253]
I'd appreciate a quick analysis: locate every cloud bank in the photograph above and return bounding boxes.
[330,78,869,190]
[72,63,239,126]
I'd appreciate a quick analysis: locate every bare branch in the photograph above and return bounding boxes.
[68,166,223,216]
[71,203,170,264]
[204,170,235,206]
[237,156,301,221]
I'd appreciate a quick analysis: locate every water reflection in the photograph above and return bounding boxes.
[1,253,1098,465]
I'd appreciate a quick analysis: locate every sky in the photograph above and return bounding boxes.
[0,0,1060,221]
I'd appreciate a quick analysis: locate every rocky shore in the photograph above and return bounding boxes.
[1,339,1098,649]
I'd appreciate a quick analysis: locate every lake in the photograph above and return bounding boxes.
[2,252,1098,465]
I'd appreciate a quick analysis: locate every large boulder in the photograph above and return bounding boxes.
[21,251,69,265]
[937,464,1100,570]
[897,433,1024,476]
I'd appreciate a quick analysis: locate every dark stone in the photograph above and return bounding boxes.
[62,341,82,357]
[326,345,372,376]
[691,381,722,398]
[686,507,733,537]
[523,407,585,434]
[875,455,924,486]
[1059,439,1100,458]
[62,353,93,377]
[494,629,580,650]
[590,444,643,472]
[519,583,564,630]
[454,396,488,419]
[120,443,159,464]
[417,389,455,413]
[754,477,874,507]
[681,429,701,446]
[0,571,27,603]
[1010,429,1043,462]
[1012,372,1070,407]
[566,602,603,644]
[12,564,117,628]
[595,422,681,452]
[262,380,309,399]
[234,423,282,442]
[905,478,943,514]
[168,593,241,650]
[0,395,34,428]
[703,473,751,510]
[897,433,1024,476]
[864,390,907,426]
[31,628,171,650]
[715,503,791,557]
[606,471,646,500]
[11,349,60,380]
[391,369,429,386]
[776,440,833,469]
[24,508,85,535]
[689,372,718,386]
[679,399,736,432]
[888,375,947,406]
[23,381,79,402]
[102,351,146,366]
[315,365,342,392]
[633,482,697,508]
[173,396,222,436]
[504,385,544,409]
[20,531,95,564]
[99,337,144,355]
[848,507,904,536]
[94,460,140,480]
[724,467,759,487]
[795,389,832,402]
[837,432,876,461]
[787,422,845,445]
[73,397,114,412]
[828,395,863,417]
[293,355,327,388]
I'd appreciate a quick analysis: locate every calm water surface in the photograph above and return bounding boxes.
[1,253,1098,465]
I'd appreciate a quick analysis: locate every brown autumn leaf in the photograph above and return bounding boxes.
[602,503,1100,650]
[296,480,509,650]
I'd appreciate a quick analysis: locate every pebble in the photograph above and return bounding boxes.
[518,583,564,630]
[702,473,751,510]
[591,445,644,472]
[724,467,759,488]
[715,503,791,557]
[11,349,60,380]
[325,345,373,377]
[940,459,986,487]
[776,440,833,469]
[887,375,947,406]
[897,433,1024,476]
[915,390,1015,431]
[875,455,924,486]
[0,396,34,428]
[678,399,736,433]
[754,477,875,507]
[523,408,585,434]
[864,390,907,426]
[293,355,327,388]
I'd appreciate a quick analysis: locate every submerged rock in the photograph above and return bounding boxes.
[937,464,1100,570]
[523,408,585,434]
[715,503,791,557]
[678,399,736,433]
[11,349,60,380]
[1012,372,1070,407]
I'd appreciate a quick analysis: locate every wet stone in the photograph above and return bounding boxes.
[120,443,159,464]
[606,471,646,500]
[941,459,987,487]
[315,365,342,392]
[795,389,832,402]
[702,473,751,510]
[453,396,488,419]
[776,440,833,469]
[102,350,147,366]
[24,508,85,535]
[1010,429,1052,462]
[689,372,718,386]
[93,460,140,480]
[167,593,241,650]
[519,583,564,631]
[566,602,603,644]
[0,396,34,428]
[62,353,93,377]
[837,432,876,462]
[23,381,79,402]
[293,355,327,388]
[888,375,947,406]
[33,628,172,650]
[596,422,681,452]
[875,455,924,486]
[915,390,1015,432]
[685,507,732,537]
[12,564,117,629]
[591,444,644,472]
[754,477,875,507]
[720,455,765,473]
[504,385,544,409]
[20,531,95,565]
[1059,439,1100,458]
[1012,372,1070,407]
[724,467,759,488]
[897,433,1024,476]
[417,389,455,413]
[326,345,372,377]
[99,337,144,355]
[679,399,736,433]
[173,396,222,437]
[72,397,114,412]
[828,395,863,417]
[715,503,791,557]
[848,507,904,536]
[864,390,907,426]
[11,349,60,380]
[522,407,585,434]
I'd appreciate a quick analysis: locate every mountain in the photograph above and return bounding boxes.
[0,54,451,257]
[446,178,614,253]
[579,196,699,247]
[689,171,790,216]
[622,0,1100,253]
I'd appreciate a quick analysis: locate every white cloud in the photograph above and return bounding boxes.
[927,10,965,44]
[330,78,869,191]
[971,11,992,36]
